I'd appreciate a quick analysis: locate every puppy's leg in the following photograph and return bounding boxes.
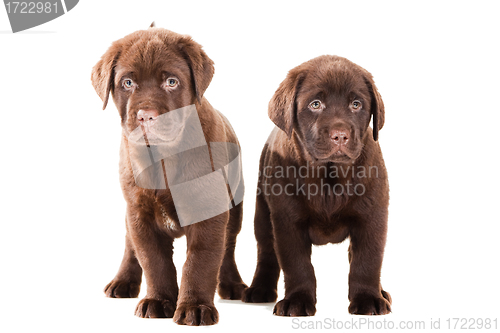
[218,202,248,300]
[243,194,280,303]
[272,210,316,316]
[104,228,142,298]
[347,211,391,315]
[173,212,228,326]
[127,208,178,318]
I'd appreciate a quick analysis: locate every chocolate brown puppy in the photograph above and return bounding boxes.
[91,26,246,325]
[243,55,391,316]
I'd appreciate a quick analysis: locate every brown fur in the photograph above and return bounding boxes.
[91,27,246,326]
[243,55,392,316]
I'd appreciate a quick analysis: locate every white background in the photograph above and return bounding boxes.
[1,1,499,332]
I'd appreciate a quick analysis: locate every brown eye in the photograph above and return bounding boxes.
[123,79,134,89]
[352,100,362,110]
[166,78,179,87]
[309,100,323,111]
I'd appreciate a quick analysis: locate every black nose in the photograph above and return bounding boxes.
[330,130,349,145]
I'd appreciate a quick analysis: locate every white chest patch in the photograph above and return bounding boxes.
[159,205,178,231]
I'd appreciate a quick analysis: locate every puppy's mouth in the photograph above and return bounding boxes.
[127,124,180,144]
[127,115,185,145]
[313,146,359,164]
[139,125,181,145]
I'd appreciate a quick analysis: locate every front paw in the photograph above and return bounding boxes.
[273,293,316,316]
[104,279,140,298]
[135,298,176,318]
[349,290,392,315]
[173,303,219,325]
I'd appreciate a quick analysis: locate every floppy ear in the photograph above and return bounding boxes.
[91,42,122,110]
[268,70,304,138]
[178,37,214,104]
[363,71,385,141]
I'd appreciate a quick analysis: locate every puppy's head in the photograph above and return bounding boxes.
[91,27,214,140]
[269,55,385,164]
